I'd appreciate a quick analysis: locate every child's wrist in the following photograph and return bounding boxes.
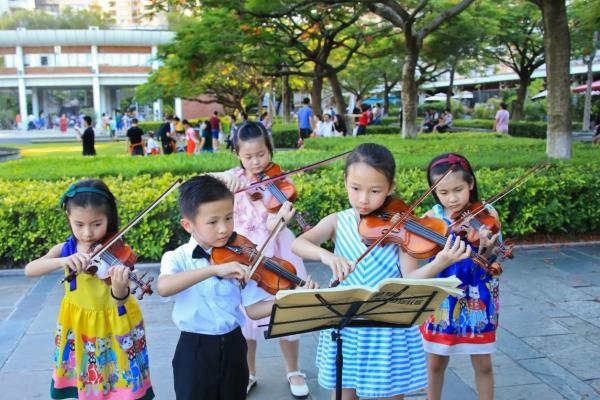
[111,286,130,301]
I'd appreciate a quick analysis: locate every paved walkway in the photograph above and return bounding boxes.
[1,244,600,399]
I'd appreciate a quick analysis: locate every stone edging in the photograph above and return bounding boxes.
[0,147,20,162]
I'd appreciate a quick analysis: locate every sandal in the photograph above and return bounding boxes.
[286,371,309,399]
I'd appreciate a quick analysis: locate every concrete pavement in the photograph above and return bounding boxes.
[1,244,600,399]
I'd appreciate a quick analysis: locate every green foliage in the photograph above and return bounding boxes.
[3,162,600,266]
[0,7,114,29]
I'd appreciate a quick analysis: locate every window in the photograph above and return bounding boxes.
[40,56,48,66]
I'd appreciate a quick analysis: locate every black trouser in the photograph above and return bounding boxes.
[162,139,174,154]
[173,328,248,400]
[131,144,144,156]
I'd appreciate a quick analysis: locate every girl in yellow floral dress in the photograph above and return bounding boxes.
[25,179,154,400]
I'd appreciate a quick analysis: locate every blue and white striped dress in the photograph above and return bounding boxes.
[315,209,428,397]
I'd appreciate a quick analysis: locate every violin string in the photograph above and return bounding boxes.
[368,218,492,268]
[259,173,310,229]
[97,252,147,288]
[239,246,301,284]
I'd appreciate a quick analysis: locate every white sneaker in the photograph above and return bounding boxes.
[286,371,309,399]
[247,374,257,394]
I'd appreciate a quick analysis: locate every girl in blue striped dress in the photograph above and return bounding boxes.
[292,143,473,399]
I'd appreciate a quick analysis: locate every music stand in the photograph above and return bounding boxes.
[263,277,461,400]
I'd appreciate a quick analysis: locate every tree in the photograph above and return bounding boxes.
[147,1,380,117]
[570,0,600,130]
[529,0,572,159]
[355,0,476,138]
[484,1,545,121]
[418,4,497,111]
[245,2,376,116]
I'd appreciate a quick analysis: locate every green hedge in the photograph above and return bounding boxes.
[2,163,600,266]
[452,119,584,138]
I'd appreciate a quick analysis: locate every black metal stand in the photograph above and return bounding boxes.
[329,301,362,400]
[263,285,441,400]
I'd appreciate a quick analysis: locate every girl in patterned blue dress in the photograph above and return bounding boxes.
[292,143,473,400]
[420,153,501,400]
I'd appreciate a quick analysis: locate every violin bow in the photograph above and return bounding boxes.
[448,161,550,230]
[60,179,182,283]
[330,167,455,287]
[235,151,351,194]
[246,218,286,281]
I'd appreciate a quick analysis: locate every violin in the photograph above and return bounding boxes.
[211,232,306,295]
[62,238,154,299]
[450,201,514,260]
[58,179,182,298]
[247,163,311,232]
[358,197,502,276]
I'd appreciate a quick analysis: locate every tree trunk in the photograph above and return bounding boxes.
[446,60,456,111]
[328,73,347,117]
[383,82,391,116]
[311,75,323,116]
[538,0,572,159]
[268,80,275,121]
[512,77,530,121]
[282,73,292,124]
[582,31,598,131]
[401,36,420,138]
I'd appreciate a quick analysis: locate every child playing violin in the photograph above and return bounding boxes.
[25,179,154,400]
[421,153,501,400]
[157,175,317,400]
[292,143,472,400]
[211,121,311,397]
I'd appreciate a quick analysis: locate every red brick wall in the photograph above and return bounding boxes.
[98,46,152,54]
[23,46,54,54]
[98,66,152,73]
[25,66,91,74]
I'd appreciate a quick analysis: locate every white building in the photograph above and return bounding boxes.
[0,28,174,129]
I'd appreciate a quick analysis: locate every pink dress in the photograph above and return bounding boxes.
[229,167,307,341]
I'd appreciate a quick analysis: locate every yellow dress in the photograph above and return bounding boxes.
[51,236,154,400]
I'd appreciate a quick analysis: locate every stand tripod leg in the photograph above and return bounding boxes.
[332,328,343,400]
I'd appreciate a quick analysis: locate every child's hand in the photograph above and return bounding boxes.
[320,250,355,283]
[300,275,319,289]
[215,262,249,282]
[477,226,500,258]
[275,201,296,226]
[435,235,472,268]
[222,173,243,192]
[63,252,90,274]
[109,265,130,298]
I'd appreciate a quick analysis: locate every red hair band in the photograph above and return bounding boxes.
[430,154,470,172]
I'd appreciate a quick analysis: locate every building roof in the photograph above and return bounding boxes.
[0,29,175,46]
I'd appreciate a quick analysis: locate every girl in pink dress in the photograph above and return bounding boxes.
[213,121,310,398]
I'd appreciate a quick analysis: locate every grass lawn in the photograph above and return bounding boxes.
[1,132,598,181]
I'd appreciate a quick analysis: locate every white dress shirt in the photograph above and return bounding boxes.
[160,236,270,335]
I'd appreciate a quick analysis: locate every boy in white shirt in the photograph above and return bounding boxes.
[158,175,316,400]
[145,131,161,155]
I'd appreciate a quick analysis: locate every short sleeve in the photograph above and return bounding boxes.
[160,250,182,276]
[241,280,271,307]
